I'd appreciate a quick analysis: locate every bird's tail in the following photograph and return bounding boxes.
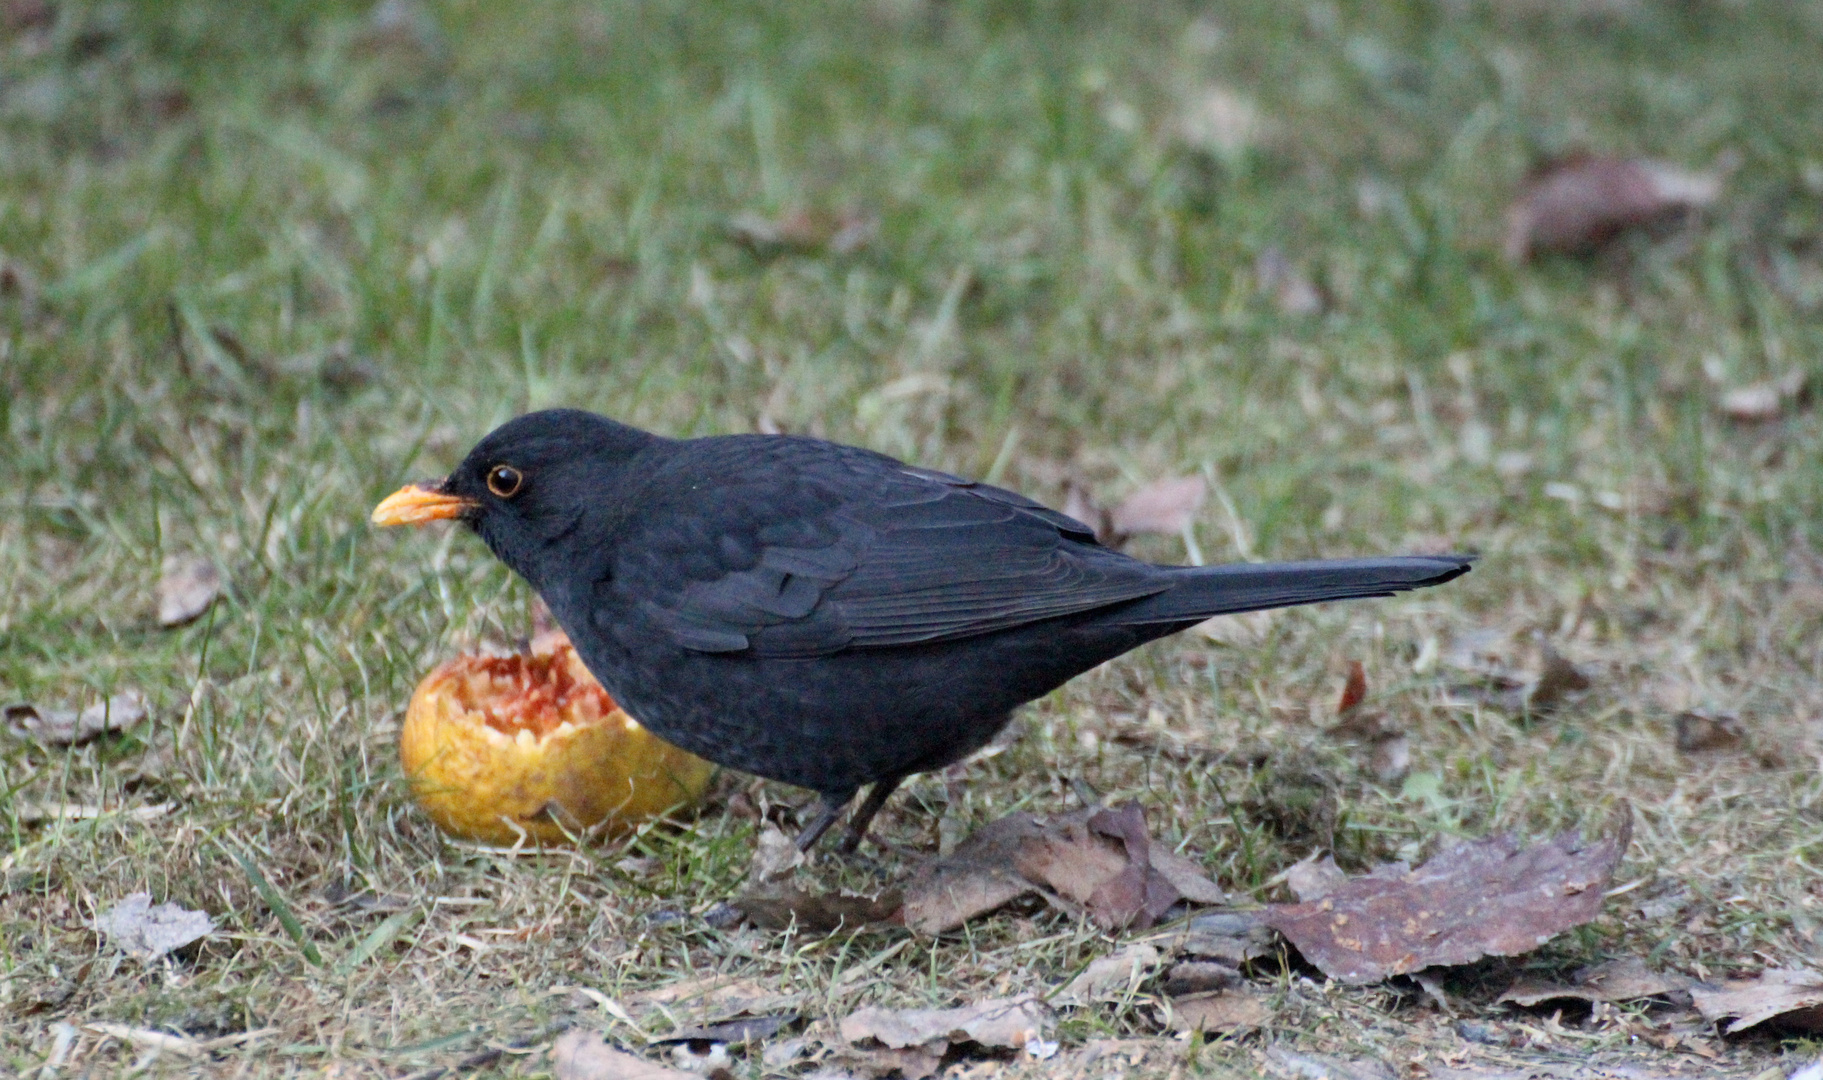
[1113,555,1473,625]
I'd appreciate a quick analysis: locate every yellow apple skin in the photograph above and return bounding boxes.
[399,643,713,844]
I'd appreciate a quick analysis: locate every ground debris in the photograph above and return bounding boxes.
[6,691,148,746]
[1110,476,1207,538]
[901,802,1222,933]
[840,995,1051,1077]
[1503,155,1721,262]
[93,892,214,961]
[1672,712,1747,754]
[728,886,901,932]
[156,555,223,626]
[1263,807,1631,984]
[1692,968,1823,1035]
[553,1030,693,1080]
[1442,629,1591,714]
[1718,369,1808,423]
[1055,944,1161,1005]
[1167,986,1271,1034]
[724,208,877,257]
[1500,958,1694,1008]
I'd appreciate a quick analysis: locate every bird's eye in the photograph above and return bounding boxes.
[486,465,523,498]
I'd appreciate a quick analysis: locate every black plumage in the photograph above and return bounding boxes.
[377,409,1472,851]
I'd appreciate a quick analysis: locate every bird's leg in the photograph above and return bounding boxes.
[834,774,906,855]
[793,791,854,852]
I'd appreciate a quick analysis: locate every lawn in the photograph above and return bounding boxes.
[4,0,1823,1076]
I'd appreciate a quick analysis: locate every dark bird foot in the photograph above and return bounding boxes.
[792,775,908,854]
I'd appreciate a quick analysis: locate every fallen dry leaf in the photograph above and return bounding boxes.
[725,208,877,257]
[1692,968,1823,1035]
[840,996,1051,1052]
[1110,477,1207,537]
[5,692,148,746]
[630,975,801,1023]
[157,556,222,627]
[746,825,806,884]
[1169,909,1276,966]
[93,893,214,961]
[1060,481,1118,546]
[651,1014,791,1047]
[1264,808,1631,985]
[1673,711,1745,753]
[1151,848,1226,905]
[903,802,1220,933]
[1255,247,1324,316]
[1016,801,1178,930]
[1499,957,1692,1008]
[1195,609,1275,648]
[729,886,901,932]
[1056,945,1161,1006]
[553,1030,693,1080]
[1442,631,1589,714]
[1282,852,1348,902]
[1504,156,1721,262]
[1169,987,1271,1035]
[1161,960,1242,998]
[900,811,1043,933]
[1719,369,1808,423]
[1336,661,1368,717]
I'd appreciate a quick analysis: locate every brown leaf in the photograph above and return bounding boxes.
[1282,853,1348,903]
[840,996,1052,1052]
[1499,957,1692,1008]
[1161,960,1242,998]
[1060,482,1119,547]
[1336,661,1368,717]
[629,976,801,1023]
[1172,909,1276,966]
[1263,807,1631,984]
[157,556,222,627]
[1442,630,1589,714]
[1674,711,1746,754]
[552,1031,693,1080]
[746,825,806,884]
[1504,156,1721,262]
[904,803,1207,934]
[901,812,1048,934]
[1150,848,1226,906]
[1056,945,1162,1006]
[5,692,148,746]
[1169,987,1271,1034]
[730,886,901,933]
[1110,476,1206,537]
[1692,968,1823,1035]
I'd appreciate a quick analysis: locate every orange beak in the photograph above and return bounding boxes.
[371,482,480,527]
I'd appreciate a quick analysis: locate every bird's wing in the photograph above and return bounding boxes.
[612,442,1167,658]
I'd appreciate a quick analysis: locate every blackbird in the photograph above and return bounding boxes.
[373,409,1471,851]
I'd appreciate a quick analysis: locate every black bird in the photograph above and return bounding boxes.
[373,409,1471,852]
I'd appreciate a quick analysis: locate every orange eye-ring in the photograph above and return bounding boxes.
[486,465,523,498]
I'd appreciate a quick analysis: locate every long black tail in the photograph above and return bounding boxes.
[1113,555,1473,625]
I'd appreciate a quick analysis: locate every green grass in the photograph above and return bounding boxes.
[4,0,1823,1075]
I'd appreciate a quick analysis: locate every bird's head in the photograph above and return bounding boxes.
[370,408,658,589]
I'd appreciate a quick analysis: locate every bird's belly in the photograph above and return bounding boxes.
[558,613,1163,796]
